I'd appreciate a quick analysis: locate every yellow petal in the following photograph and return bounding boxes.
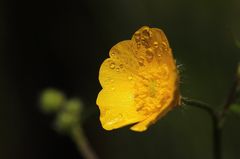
[97,57,144,130]
[97,26,180,132]
[130,88,179,132]
[97,88,142,130]
[130,112,160,132]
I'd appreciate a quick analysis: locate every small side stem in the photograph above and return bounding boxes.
[71,126,99,159]
[182,98,215,117]
[182,98,221,159]
[181,64,240,159]
[219,76,239,121]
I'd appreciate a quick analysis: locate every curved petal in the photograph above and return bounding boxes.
[97,88,142,130]
[130,87,179,132]
[97,57,145,130]
[97,26,180,132]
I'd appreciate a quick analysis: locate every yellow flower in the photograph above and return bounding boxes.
[96,26,180,132]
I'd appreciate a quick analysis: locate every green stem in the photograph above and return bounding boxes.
[219,76,239,121]
[182,98,221,159]
[71,126,99,159]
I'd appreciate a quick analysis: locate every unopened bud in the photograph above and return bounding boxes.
[40,88,65,113]
[55,98,84,133]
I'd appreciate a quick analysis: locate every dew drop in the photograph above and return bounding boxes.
[134,31,141,42]
[138,57,144,66]
[107,113,123,125]
[110,62,115,69]
[146,48,154,62]
[111,87,115,91]
[117,113,123,120]
[110,51,115,57]
[134,31,140,37]
[141,37,149,48]
[128,76,133,80]
[159,65,169,79]
[119,113,123,117]
[162,42,168,51]
[162,42,167,47]
[119,64,123,69]
[137,42,141,48]
[157,53,162,57]
[142,26,151,39]
[116,67,120,72]
[153,41,159,48]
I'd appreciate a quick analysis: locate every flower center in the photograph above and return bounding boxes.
[134,66,171,116]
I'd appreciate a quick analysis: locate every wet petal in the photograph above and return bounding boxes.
[97,26,180,132]
[97,58,144,130]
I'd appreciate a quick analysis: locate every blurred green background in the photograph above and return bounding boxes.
[0,0,240,159]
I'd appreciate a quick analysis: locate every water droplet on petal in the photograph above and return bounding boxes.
[110,51,115,57]
[146,48,154,62]
[128,76,133,80]
[134,31,141,42]
[162,42,167,46]
[110,62,115,69]
[105,113,124,125]
[141,37,149,48]
[111,87,115,91]
[159,65,169,80]
[162,42,168,51]
[118,113,123,118]
[142,26,151,39]
[115,113,123,121]
[119,64,123,69]
[153,41,159,48]
[138,57,144,66]
[116,67,120,72]
[157,53,162,57]
[134,31,140,37]
[137,42,141,48]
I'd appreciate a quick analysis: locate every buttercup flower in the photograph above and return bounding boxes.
[97,26,180,132]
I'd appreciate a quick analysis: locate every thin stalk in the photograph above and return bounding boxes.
[219,76,239,121]
[182,98,221,159]
[71,126,99,159]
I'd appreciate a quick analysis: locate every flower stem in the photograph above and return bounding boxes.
[219,76,239,121]
[71,126,99,159]
[182,98,221,159]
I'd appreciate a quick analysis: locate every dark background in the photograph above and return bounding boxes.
[0,0,240,159]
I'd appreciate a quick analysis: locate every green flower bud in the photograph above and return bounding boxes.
[230,104,240,115]
[65,98,83,115]
[55,112,78,131]
[40,88,65,113]
[55,98,84,133]
[237,63,240,80]
[235,38,240,49]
